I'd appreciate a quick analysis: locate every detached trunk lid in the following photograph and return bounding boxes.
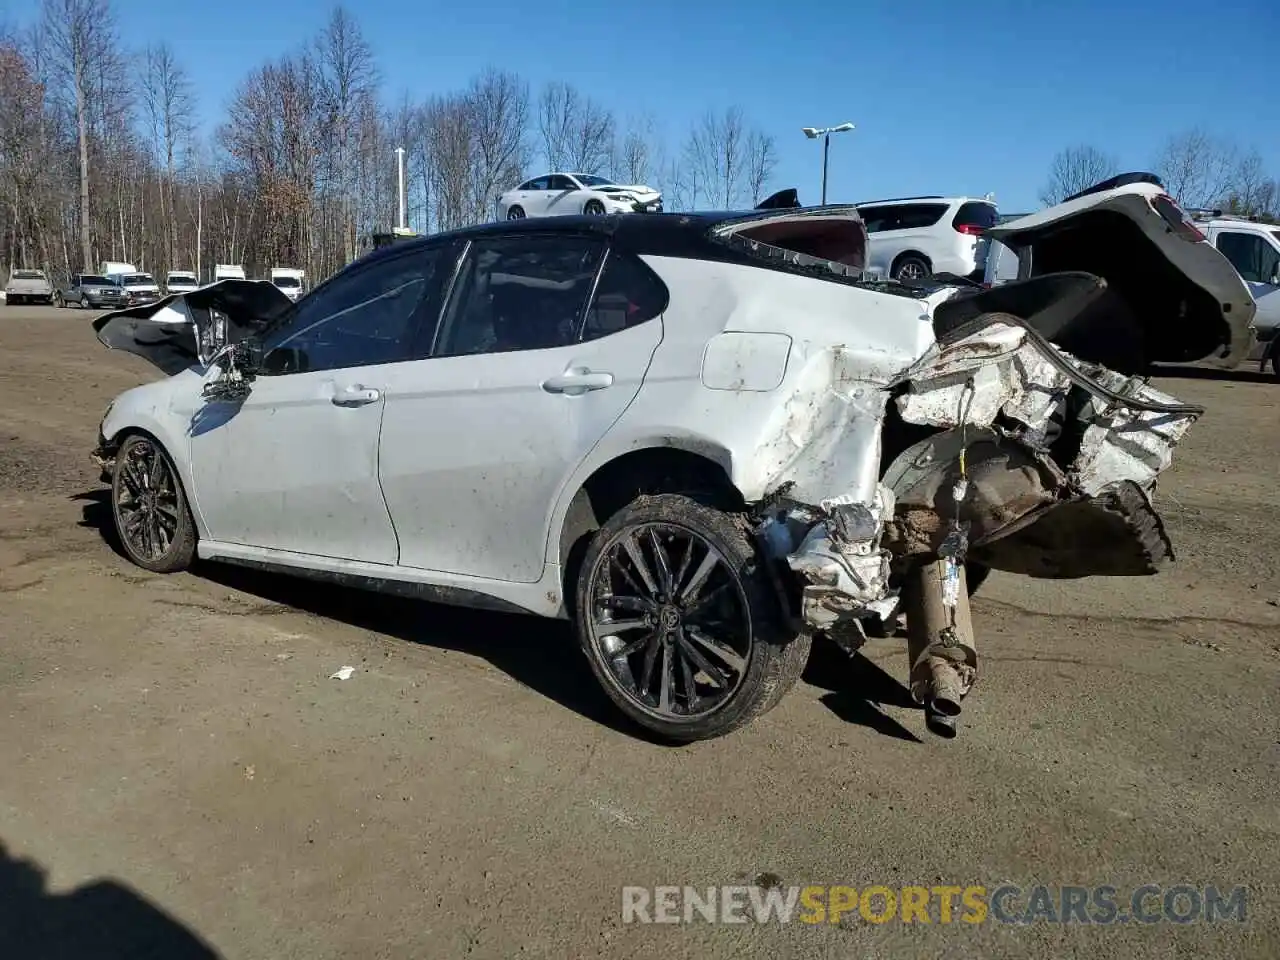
[92,279,293,376]
[986,175,1255,370]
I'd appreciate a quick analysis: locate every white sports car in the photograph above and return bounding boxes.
[88,179,1251,743]
[497,172,662,220]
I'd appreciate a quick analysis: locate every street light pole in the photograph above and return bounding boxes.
[395,146,406,231]
[801,122,855,205]
[822,133,831,205]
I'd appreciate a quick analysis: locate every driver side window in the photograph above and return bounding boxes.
[261,247,443,375]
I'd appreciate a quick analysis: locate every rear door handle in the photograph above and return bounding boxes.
[332,384,381,406]
[541,367,614,396]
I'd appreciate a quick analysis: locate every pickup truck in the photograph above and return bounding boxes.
[5,268,55,305]
[56,273,129,309]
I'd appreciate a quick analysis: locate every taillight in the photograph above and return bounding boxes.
[1151,193,1205,241]
[954,224,986,236]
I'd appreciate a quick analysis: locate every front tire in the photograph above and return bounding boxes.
[575,493,811,742]
[507,205,525,220]
[111,433,197,573]
[583,199,606,215]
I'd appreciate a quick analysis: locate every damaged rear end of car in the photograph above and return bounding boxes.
[706,194,1223,736]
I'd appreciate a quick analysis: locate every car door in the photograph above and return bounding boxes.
[186,242,453,563]
[544,175,581,216]
[1214,229,1280,335]
[517,176,553,215]
[377,232,667,583]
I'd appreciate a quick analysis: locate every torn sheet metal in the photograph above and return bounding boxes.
[1069,370,1199,496]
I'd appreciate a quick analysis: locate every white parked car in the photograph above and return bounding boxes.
[498,172,663,220]
[856,195,999,282]
[90,196,1252,742]
[114,271,162,306]
[5,268,55,305]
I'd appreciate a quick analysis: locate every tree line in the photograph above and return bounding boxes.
[1040,136,1279,220]
[1,2,778,286]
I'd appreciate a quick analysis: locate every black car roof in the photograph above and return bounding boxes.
[356,207,862,267]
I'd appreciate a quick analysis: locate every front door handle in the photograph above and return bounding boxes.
[541,367,614,396]
[332,384,381,407]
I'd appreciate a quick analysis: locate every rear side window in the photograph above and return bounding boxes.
[434,235,605,357]
[952,202,998,231]
[581,251,669,342]
[857,203,948,233]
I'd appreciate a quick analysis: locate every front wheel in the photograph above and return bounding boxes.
[583,199,606,215]
[575,493,811,742]
[506,205,525,220]
[111,433,198,573]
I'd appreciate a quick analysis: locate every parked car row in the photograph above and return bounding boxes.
[4,262,307,309]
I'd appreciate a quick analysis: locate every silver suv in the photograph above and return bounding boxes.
[855,195,999,282]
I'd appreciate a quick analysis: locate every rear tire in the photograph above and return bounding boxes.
[111,433,197,574]
[575,493,811,742]
[892,254,931,282]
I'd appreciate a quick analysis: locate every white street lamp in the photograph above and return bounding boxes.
[801,122,855,204]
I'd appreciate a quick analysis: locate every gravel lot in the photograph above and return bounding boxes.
[1,303,1277,959]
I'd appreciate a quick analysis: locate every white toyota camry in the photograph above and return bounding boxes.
[497,172,662,220]
[89,181,1252,743]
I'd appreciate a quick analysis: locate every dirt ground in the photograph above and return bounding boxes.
[1,303,1277,959]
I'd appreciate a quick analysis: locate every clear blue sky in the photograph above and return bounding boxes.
[6,0,1279,211]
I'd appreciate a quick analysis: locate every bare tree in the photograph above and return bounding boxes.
[41,0,116,270]
[315,5,377,261]
[744,129,776,205]
[139,42,193,272]
[537,81,613,174]
[1153,128,1236,210]
[1038,145,1118,206]
[612,113,660,185]
[466,68,528,223]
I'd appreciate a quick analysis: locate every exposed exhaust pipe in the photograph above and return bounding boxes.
[903,557,977,738]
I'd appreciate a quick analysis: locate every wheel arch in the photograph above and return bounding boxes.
[554,444,745,615]
[891,249,932,275]
[101,410,206,537]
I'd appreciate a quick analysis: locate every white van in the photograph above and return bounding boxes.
[1189,215,1280,376]
[269,267,305,301]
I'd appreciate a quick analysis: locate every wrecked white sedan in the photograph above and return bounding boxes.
[90,182,1254,742]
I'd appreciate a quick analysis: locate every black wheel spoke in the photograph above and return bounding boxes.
[620,533,660,598]
[673,629,728,689]
[685,625,747,674]
[585,520,753,722]
[678,548,720,604]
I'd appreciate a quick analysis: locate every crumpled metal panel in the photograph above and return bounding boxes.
[1070,372,1200,497]
[893,321,1073,433]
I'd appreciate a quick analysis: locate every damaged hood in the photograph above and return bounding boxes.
[92,279,293,376]
[988,179,1255,369]
[594,183,659,198]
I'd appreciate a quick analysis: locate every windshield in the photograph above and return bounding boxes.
[12,270,44,279]
[168,273,196,283]
[81,275,110,285]
[575,174,615,187]
[273,276,301,287]
[121,274,154,285]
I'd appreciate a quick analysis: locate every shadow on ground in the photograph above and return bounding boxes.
[1152,362,1274,384]
[0,841,220,959]
[803,640,923,743]
[76,487,922,744]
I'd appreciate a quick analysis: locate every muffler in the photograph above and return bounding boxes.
[903,557,977,738]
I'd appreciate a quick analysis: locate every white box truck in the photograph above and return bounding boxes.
[269,267,305,301]
[213,264,245,283]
